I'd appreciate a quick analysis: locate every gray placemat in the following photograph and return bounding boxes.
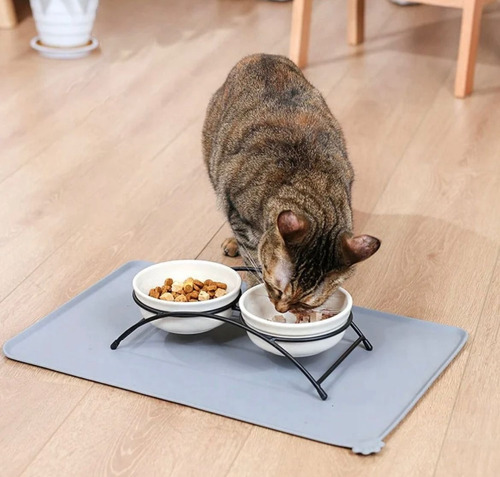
[3,261,467,454]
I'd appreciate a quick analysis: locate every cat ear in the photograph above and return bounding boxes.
[342,234,381,266]
[277,210,309,244]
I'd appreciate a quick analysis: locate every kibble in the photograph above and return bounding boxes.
[149,277,228,302]
[271,309,337,324]
[149,287,162,299]
[171,281,183,293]
[183,278,194,293]
[198,290,210,301]
[214,288,227,298]
[160,292,174,301]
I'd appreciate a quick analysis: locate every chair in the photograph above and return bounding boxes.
[0,0,17,29]
[289,0,493,97]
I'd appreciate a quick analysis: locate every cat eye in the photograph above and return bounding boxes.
[272,287,282,299]
[266,284,282,300]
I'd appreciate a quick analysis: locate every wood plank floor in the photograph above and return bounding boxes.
[1,0,499,475]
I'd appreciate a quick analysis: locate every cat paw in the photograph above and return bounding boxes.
[222,237,240,257]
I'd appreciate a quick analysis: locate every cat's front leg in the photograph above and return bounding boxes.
[221,237,240,257]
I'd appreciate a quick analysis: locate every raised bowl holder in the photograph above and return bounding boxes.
[110,266,373,401]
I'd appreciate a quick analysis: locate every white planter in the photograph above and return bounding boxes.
[30,0,99,48]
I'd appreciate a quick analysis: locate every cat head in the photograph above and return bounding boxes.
[258,210,380,313]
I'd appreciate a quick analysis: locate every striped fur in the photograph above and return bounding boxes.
[202,54,380,312]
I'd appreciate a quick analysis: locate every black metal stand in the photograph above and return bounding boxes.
[110,278,373,400]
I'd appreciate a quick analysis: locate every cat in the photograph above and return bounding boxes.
[202,54,380,313]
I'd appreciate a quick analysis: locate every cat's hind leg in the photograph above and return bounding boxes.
[222,237,240,257]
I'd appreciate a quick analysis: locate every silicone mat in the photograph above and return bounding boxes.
[3,261,467,455]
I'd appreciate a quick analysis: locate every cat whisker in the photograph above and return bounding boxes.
[239,242,264,284]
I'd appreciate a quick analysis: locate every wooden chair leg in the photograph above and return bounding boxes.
[0,0,17,29]
[455,0,484,98]
[289,0,313,68]
[348,0,365,45]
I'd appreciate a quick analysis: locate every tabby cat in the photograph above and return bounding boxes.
[202,54,380,313]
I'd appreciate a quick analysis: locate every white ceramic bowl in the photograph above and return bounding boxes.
[132,260,242,334]
[239,284,353,357]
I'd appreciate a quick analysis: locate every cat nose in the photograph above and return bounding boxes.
[275,302,290,313]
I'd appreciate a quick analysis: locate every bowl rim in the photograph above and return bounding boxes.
[239,283,352,333]
[132,260,242,307]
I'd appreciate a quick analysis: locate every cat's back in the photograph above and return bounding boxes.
[203,54,341,162]
[203,54,350,198]
[202,54,353,234]
[219,54,323,114]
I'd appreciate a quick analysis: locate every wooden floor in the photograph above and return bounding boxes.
[1,0,499,475]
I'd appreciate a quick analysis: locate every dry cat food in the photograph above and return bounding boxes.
[148,277,227,302]
[272,309,337,324]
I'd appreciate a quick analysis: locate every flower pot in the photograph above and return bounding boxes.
[30,0,99,48]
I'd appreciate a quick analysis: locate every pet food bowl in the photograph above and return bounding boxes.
[239,284,352,357]
[132,260,242,334]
